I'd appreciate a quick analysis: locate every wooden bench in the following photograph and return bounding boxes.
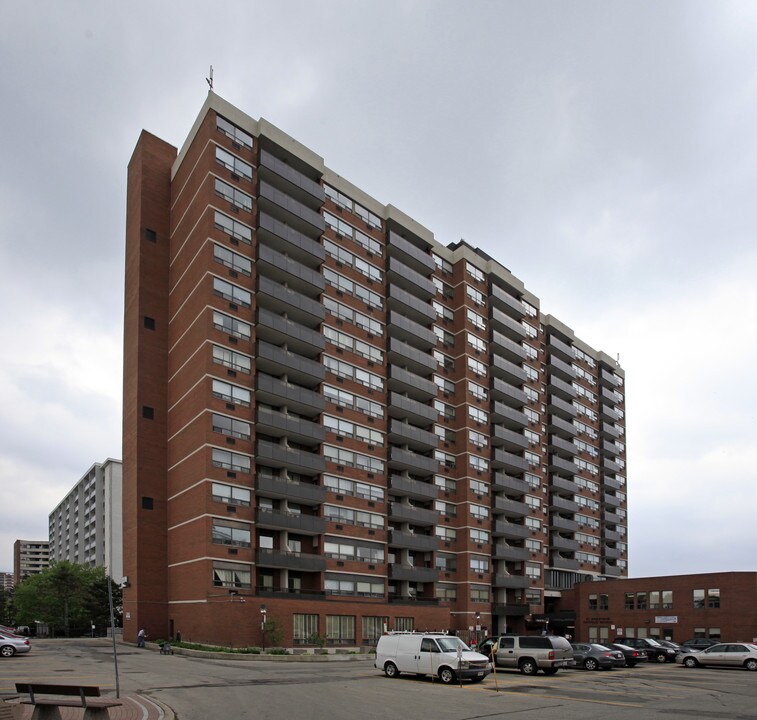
[15,683,122,719]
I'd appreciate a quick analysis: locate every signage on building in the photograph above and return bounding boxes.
[583,617,612,624]
[654,616,678,624]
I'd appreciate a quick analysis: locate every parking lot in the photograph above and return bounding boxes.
[1,640,756,719]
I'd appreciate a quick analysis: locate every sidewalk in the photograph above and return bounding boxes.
[2,694,173,720]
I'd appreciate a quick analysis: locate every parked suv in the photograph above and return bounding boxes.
[491,635,575,675]
[613,637,677,663]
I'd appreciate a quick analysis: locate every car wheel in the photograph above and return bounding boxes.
[439,667,456,684]
[745,659,757,672]
[0,646,15,658]
[584,658,599,671]
[655,652,667,663]
[519,659,538,675]
[384,662,400,678]
[543,668,559,675]
[683,657,699,668]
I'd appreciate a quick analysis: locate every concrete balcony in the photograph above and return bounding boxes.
[603,546,621,560]
[551,555,580,570]
[550,475,579,495]
[388,312,437,350]
[255,406,325,445]
[493,449,528,473]
[551,515,579,533]
[600,423,620,440]
[550,435,576,459]
[257,276,324,327]
[551,535,579,552]
[389,447,437,475]
[603,475,622,492]
[548,355,576,382]
[255,508,325,535]
[547,335,573,363]
[492,496,529,518]
[549,455,578,478]
[257,242,324,296]
[388,420,438,452]
[388,530,439,552]
[492,544,531,562]
[258,149,325,205]
[548,395,578,420]
[493,573,531,589]
[493,603,530,617]
[493,520,530,540]
[389,475,438,502]
[602,440,620,458]
[256,439,324,476]
[258,180,325,235]
[258,211,325,269]
[492,472,529,495]
[549,495,579,514]
[256,373,324,415]
[603,528,621,542]
[491,307,527,341]
[600,367,622,389]
[603,510,622,524]
[389,502,437,527]
[387,231,435,274]
[387,284,436,325]
[257,308,324,358]
[490,354,528,385]
[603,457,622,474]
[387,257,436,299]
[492,402,527,429]
[256,474,326,505]
[491,378,527,408]
[491,331,527,363]
[389,564,439,583]
[549,415,577,439]
[255,548,326,572]
[603,563,622,577]
[548,376,577,401]
[603,492,621,508]
[389,392,437,425]
[256,341,324,388]
[491,426,529,451]
[388,365,437,402]
[388,338,436,375]
[489,284,525,318]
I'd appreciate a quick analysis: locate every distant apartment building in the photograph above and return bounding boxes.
[13,540,50,584]
[48,459,123,582]
[122,92,627,648]
[1,573,13,591]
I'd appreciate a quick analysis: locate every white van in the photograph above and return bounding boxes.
[375,632,491,684]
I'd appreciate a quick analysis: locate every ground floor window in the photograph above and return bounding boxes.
[326,615,355,645]
[212,562,251,589]
[361,616,388,645]
[588,626,609,643]
[394,617,414,632]
[293,614,319,645]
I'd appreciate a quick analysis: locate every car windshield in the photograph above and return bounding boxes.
[436,637,470,653]
[646,639,662,647]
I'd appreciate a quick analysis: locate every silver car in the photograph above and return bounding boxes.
[677,643,757,671]
[0,631,31,657]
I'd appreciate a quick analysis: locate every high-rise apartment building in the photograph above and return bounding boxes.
[1,573,13,591]
[123,92,626,647]
[48,458,124,581]
[13,540,50,585]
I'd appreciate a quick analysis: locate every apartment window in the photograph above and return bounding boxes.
[467,308,486,330]
[467,357,487,376]
[325,616,356,645]
[213,277,251,308]
[636,592,647,610]
[433,300,455,322]
[433,325,455,345]
[214,178,253,212]
[522,300,537,317]
[469,455,488,473]
[469,528,489,544]
[432,252,453,275]
[707,589,720,608]
[525,589,541,605]
[598,593,609,610]
[470,478,488,496]
[471,585,490,603]
[624,592,635,610]
[212,561,251,589]
[323,446,385,474]
[525,562,541,579]
[435,400,456,420]
[213,311,251,341]
[324,538,384,563]
[212,379,251,406]
[525,407,540,424]
[362,616,389,645]
[324,356,383,390]
[523,363,539,382]
[524,451,540,467]
[324,575,383,598]
[525,517,542,532]
[523,343,538,360]
[436,526,457,541]
[323,327,383,363]
[323,504,383,529]
[214,210,252,244]
[436,584,456,601]
[468,406,488,424]
[212,413,250,440]
[212,448,251,473]
[324,184,382,230]
[708,628,721,640]
[323,474,384,502]
[465,261,485,283]
[212,521,251,548]
[470,556,489,573]
[213,345,251,373]
[525,495,541,510]
[324,239,382,282]
[522,321,538,339]
[293,614,319,645]
[214,243,252,276]
[216,115,253,148]
[323,385,384,419]
[215,146,253,180]
[466,285,485,305]
[435,450,456,469]
[434,350,454,370]
[468,430,487,449]
[433,277,454,298]
[323,268,383,309]
[525,538,542,553]
[211,482,251,507]
[588,594,598,611]
[468,380,487,401]
[323,297,383,335]
[434,375,455,394]
[470,503,489,520]
[661,591,673,609]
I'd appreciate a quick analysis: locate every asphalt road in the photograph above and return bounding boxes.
[2,640,756,720]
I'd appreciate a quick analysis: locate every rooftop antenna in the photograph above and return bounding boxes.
[206,65,214,92]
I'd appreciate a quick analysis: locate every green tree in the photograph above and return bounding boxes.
[0,586,15,626]
[262,617,284,649]
[14,562,121,637]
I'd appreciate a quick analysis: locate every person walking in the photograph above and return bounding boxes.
[137,628,147,648]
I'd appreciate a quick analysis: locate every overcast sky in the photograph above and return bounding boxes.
[1,1,755,578]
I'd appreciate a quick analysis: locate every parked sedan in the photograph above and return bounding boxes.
[681,638,720,651]
[677,643,757,671]
[0,631,31,657]
[571,643,625,670]
[605,643,648,667]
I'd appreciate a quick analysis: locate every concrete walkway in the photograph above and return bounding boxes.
[2,694,172,720]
